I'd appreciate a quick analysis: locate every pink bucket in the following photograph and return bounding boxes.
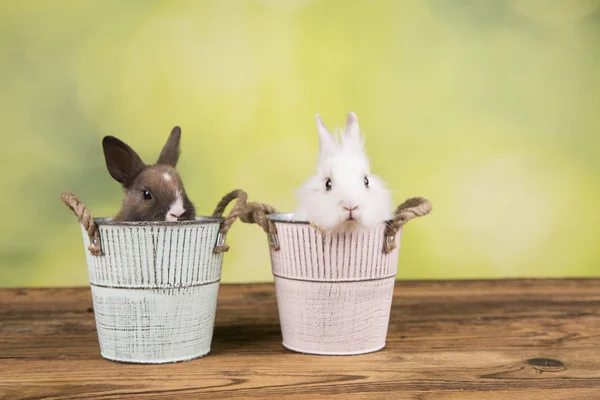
[266,214,401,355]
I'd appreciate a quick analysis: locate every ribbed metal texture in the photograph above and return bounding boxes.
[269,222,401,355]
[80,221,224,363]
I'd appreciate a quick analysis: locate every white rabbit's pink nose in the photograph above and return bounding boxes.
[343,205,359,212]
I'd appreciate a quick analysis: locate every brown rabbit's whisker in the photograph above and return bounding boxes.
[151,211,167,221]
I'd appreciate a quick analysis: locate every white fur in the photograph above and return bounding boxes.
[166,191,185,222]
[293,112,393,230]
[163,172,172,181]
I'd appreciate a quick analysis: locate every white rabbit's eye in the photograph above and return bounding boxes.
[325,178,332,191]
[364,176,369,187]
[143,190,152,200]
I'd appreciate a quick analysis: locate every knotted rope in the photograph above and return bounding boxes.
[61,192,103,256]
[238,202,279,250]
[212,189,248,253]
[383,197,432,254]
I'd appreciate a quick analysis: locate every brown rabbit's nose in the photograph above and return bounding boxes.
[168,210,184,221]
[343,205,359,212]
[167,196,186,222]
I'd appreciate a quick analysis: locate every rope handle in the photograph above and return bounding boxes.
[61,190,247,255]
[238,201,280,250]
[383,197,432,254]
[238,197,431,254]
[61,192,103,256]
[211,189,248,253]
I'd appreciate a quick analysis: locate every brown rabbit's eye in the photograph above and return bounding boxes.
[142,190,152,200]
[364,176,369,187]
[325,178,332,191]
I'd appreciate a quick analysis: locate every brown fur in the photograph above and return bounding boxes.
[103,126,196,222]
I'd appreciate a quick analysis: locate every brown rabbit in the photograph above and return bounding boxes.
[103,126,196,222]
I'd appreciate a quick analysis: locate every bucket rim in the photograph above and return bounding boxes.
[267,213,310,225]
[93,215,225,226]
[266,213,394,226]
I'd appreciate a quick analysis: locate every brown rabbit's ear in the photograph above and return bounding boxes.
[102,136,145,186]
[157,126,181,167]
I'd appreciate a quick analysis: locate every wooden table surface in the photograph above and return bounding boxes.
[1,279,599,399]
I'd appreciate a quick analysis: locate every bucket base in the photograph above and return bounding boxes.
[91,284,219,364]
[100,348,211,364]
[282,342,386,356]
[274,276,396,357]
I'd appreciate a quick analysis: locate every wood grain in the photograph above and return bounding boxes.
[1,279,599,399]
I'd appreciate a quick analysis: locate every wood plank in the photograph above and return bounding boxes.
[0,280,599,399]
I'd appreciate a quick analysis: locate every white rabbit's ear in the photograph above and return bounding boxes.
[316,114,336,156]
[345,112,360,141]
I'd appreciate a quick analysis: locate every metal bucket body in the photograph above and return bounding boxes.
[80,217,224,363]
[267,214,401,355]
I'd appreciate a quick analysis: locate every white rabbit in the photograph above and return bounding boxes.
[293,112,393,231]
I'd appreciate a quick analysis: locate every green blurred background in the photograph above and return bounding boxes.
[1,0,599,287]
